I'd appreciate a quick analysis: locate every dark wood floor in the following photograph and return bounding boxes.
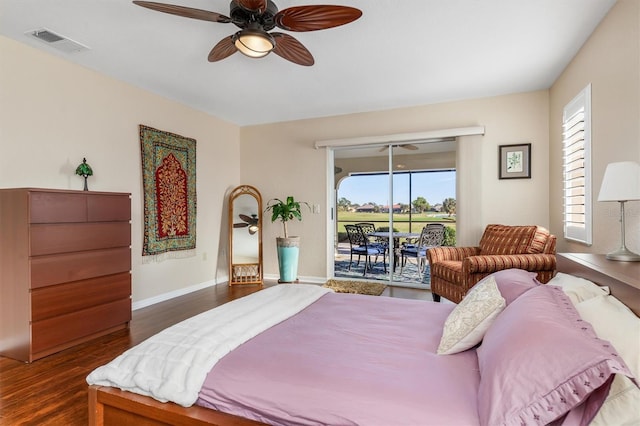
[0,281,430,425]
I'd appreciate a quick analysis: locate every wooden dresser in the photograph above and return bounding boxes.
[0,188,132,362]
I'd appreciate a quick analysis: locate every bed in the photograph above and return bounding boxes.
[87,261,640,426]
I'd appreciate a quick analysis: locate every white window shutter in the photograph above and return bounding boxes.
[562,84,592,245]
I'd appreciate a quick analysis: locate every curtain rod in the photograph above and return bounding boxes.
[314,126,485,149]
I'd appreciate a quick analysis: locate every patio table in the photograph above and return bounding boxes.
[370,231,420,271]
[370,231,420,240]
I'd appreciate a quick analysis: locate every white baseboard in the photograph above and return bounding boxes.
[132,274,328,311]
[132,279,221,311]
[263,274,327,284]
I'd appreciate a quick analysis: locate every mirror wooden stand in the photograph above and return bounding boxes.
[228,185,263,286]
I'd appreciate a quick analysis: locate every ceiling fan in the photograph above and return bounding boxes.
[378,144,420,152]
[234,213,259,234]
[132,0,362,66]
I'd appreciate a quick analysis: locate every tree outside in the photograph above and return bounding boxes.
[412,196,430,213]
[337,197,352,212]
[443,197,456,216]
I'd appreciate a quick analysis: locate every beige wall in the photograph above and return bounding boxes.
[1,0,635,302]
[0,36,241,303]
[241,90,550,279]
[549,0,640,255]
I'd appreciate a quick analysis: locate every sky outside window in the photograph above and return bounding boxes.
[338,170,456,207]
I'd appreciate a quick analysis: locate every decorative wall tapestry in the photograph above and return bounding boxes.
[140,125,197,261]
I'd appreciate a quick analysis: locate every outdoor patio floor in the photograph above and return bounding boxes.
[334,242,431,288]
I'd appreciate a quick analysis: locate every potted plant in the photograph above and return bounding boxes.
[265,196,310,283]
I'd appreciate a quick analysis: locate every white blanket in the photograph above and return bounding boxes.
[86,284,332,407]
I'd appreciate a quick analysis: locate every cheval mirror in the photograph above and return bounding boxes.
[228,185,263,286]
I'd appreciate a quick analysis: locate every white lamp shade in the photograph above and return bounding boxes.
[597,161,640,202]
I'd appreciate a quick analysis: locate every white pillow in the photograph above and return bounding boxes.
[547,272,609,305]
[575,294,640,426]
[437,276,506,355]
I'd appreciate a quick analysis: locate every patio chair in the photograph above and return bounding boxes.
[355,222,388,250]
[400,224,445,275]
[344,224,387,275]
[355,222,376,236]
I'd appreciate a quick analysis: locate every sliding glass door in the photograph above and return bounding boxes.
[332,141,456,289]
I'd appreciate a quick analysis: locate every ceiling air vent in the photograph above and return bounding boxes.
[27,28,89,53]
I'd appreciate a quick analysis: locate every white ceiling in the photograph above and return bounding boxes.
[0,0,616,126]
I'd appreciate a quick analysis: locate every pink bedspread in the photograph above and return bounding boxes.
[196,292,481,425]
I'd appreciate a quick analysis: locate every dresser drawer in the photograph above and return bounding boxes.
[31,298,131,356]
[31,272,131,321]
[30,247,131,289]
[30,222,131,256]
[29,192,87,223]
[88,194,131,222]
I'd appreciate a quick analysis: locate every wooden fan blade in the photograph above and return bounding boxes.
[271,33,314,66]
[236,0,268,13]
[239,214,253,222]
[133,1,231,23]
[234,223,249,228]
[208,36,237,62]
[379,144,419,152]
[275,5,362,32]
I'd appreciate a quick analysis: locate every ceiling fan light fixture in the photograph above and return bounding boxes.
[234,29,275,58]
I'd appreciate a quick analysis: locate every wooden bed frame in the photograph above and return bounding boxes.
[88,253,640,425]
[88,385,263,425]
[555,253,640,316]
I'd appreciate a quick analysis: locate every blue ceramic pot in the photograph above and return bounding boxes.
[276,236,300,283]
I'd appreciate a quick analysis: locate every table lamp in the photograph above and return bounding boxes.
[597,161,640,261]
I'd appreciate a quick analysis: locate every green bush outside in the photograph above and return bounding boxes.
[443,226,456,246]
[375,225,399,233]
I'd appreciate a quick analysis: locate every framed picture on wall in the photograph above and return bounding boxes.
[499,143,531,179]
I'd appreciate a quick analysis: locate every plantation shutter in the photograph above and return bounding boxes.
[562,84,592,244]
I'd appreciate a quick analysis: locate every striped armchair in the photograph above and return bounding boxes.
[427,224,556,303]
